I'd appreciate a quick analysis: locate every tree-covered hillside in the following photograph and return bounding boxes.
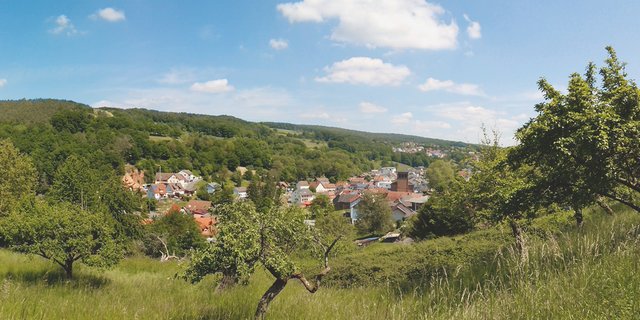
[0,100,468,193]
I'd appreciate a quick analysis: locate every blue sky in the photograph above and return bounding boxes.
[1,1,640,144]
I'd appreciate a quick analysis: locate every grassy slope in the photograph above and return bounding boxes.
[1,206,639,319]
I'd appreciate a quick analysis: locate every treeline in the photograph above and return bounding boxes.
[407,47,640,252]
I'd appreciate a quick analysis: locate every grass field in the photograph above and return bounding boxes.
[1,205,639,319]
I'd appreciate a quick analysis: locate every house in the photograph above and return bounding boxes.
[194,216,217,237]
[296,181,310,190]
[234,187,248,199]
[155,173,181,185]
[391,202,416,222]
[206,182,220,194]
[380,167,397,176]
[147,184,168,200]
[184,200,212,215]
[333,192,362,223]
[179,169,196,181]
[291,188,314,205]
[310,178,337,193]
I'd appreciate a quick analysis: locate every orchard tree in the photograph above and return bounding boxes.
[309,194,332,218]
[48,155,142,240]
[1,200,122,278]
[511,47,640,217]
[183,202,346,320]
[355,192,393,235]
[425,160,458,194]
[143,208,205,258]
[0,139,37,216]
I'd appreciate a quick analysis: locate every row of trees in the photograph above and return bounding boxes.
[408,47,640,252]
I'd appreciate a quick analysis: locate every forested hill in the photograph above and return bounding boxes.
[0,99,471,193]
[263,122,470,148]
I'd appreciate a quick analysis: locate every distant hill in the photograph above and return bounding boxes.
[0,99,90,124]
[262,122,471,148]
[0,99,469,148]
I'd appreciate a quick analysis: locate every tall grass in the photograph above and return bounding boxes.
[0,205,639,319]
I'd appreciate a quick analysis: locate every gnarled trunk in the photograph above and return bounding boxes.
[216,272,238,292]
[509,219,527,261]
[574,207,584,228]
[254,278,288,320]
[64,258,74,279]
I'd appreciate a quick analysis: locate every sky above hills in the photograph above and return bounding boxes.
[1,1,640,145]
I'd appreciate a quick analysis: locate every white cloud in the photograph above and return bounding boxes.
[158,68,197,84]
[359,102,387,113]
[418,77,485,96]
[391,112,413,124]
[316,57,410,86]
[463,14,481,39]
[277,0,459,50]
[91,8,126,22]
[427,102,524,145]
[49,15,79,35]
[0,79,6,88]
[300,111,331,119]
[234,87,294,107]
[190,79,234,93]
[269,38,289,50]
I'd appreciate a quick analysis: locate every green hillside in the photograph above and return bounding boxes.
[0,99,471,192]
[0,99,90,124]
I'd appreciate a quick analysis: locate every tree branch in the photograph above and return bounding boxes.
[600,192,640,213]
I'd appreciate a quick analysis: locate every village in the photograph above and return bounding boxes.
[121,165,433,243]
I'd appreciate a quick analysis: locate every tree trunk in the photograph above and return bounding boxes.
[574,207,584,228]
[254,278,288,320]
[509,219,527,261]
[64,259,74,279]
[216,272,238,292]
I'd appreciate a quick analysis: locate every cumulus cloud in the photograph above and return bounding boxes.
[316,57,410,86]
[49,15,79,35]
[277,0,458,50]
[190,79,234,93]
[269,38,289,50]
[427,102,524,144]
[0,79,6,87]
[418,77,485,96]
[91,8,126,22]
[463,14,481,39]
[359,102,387,113]
[391,112,413,124]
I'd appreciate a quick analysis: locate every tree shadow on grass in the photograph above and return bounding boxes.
[2,268,110,289]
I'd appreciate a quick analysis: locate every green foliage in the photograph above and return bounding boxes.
[407,192,474,239]
[50,109,91,133]
[47,155,142,240]
[0,200,122,278]
[355,193,394,235]
[0,139,36,216]
[143,211,206,257]
[183,202,311,284]
[211,182,235,206]
[425,160,458,193]
[510,47,640,213]
[247,174,282,212]
[309,194,332,219]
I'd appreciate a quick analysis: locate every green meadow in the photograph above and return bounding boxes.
[1,204,639,319]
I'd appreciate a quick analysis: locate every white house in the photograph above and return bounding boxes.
[234,187,248,199]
